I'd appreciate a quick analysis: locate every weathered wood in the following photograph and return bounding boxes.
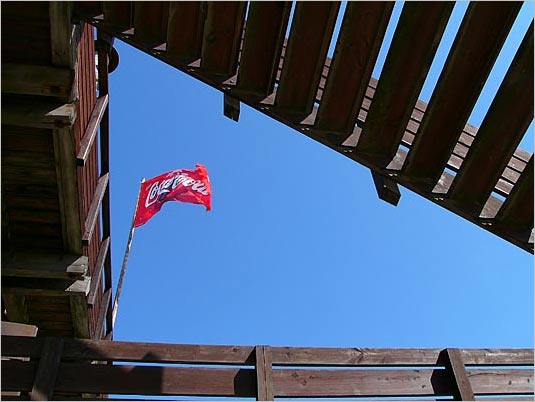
[315,2,393,136]
[69,293,90,339]
[236,2,291,98]
[2,98,76,129]
[443,348,475,401]
[1,322,37,338]
[371,170,401,206]
[255,346,274,401]
[166,2,205,65]
[223,94,240,122]
[53,126,82,254]
[1,63,75,99]
[201,2,246,78]
[133,2,169,48]
[94,289,111,340]
[275,2,340,118]
[30,337,63,401]
[2,295,30,324]
[102,2,132,33]
[2,253,87,279]
[403,3,521,189]
[82,173,110,246]
[356,2,453,166]
[87,237,110,306]
[76,95,109,166]
[449,22,533,213]
[49,2,75,67]
[2,276,90,297]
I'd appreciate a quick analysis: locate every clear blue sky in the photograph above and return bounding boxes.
[107,2,533,350]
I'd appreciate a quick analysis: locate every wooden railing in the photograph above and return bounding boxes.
[2,336,533,401]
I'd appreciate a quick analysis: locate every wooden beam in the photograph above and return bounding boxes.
[76,95,109,166]
[30,337,63,401]
[355,2,453,167]
[402,3,521,189]
[166,2,205,65]
[87,237,110,306]
[53,127,82,254]
[1,322,38,338]
[371,170,401,206]
[1,64,75,100]
[442,348,475,401]
[2,295,30,324]
[49,2,75,67]
[223,94,240,122]
[133,2,169,48]
[2,276,90,298]
[2,98,76,129]
[82,173,110,246]
[2,253,88,280]
[255,346,274,401]
[69,294,90,339]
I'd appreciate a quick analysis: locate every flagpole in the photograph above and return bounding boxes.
[112,178,145,328]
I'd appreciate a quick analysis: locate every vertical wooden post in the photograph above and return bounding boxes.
[443,348,475,401]
[255,345,274,401]
[30,337,64,401]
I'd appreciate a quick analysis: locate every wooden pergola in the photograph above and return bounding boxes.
[1,1,533,400]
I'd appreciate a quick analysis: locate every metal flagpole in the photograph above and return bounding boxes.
[112,178,145,328]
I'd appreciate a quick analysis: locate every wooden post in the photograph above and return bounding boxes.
[30,337,64,401]
[371,170,401,206]
[255,345,274,401]
[443,348,475,401]
[224,93,240,122]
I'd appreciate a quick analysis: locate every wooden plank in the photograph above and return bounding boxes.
[371,170,401,206]
[315,2,393,136]
[94,289,111,340]
[355,2,453,166]
[1,322,38,337]
[2,253,87,279]
[87,237,110,306]
[2,97,76,129]
[449,22,533,213]
[255,346,274,401]
[468,369,534,395]
[223,94,240,122]
[102,2,132,33]
[30,337,63,401]
[82,173,110,246]
[1,63,75,99]
[133,2,169,48]
[200,2,246,78]
[495,156,534,241]
[166,2,205,65]
[275,2,340,118]
[443,348,475,401]
[235,2,291,99]
[2,295,30,324]
[76,95,109,166]
[53,126,82,254]
[49,2,75,67]
[403,3,521,189]
[69,293,90,339]
[2,276,90,297]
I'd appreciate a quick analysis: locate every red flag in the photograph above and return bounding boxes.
[134,164,211,227]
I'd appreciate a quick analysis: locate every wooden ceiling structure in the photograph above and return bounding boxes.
[74,1,534,253]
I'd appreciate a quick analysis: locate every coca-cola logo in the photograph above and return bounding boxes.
[145,173,209,208]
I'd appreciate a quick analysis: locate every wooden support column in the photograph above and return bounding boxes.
[371,170,401,206]
[224,94,240,122]
[2,294,30,324]
[49,2,76,68]
[442,348,475,401]
[30,337,63,401]
[255,345,274,401]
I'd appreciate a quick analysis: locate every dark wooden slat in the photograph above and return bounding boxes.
[2,97,76,129]
[166,2,205,65]
[82,173,109,245]
[402,2,521,188]
[315,2,393,136]
[255,346,274,401]
[133,2,169,48]
[2,63,74,99]
[443,349,475,401]
[87,237,110,306]
[495,156,534,241]
[449,23,533,213]
[3,295,30,324]
[223,94,240,122]
[76,95,109,166]
[275,2,340,118]
[102,2,132,33]
[371,170,401,206]
[200,2,246,78]
[355,2,453,166]
[235,2,291,98]
[49,2,74,67]
[30,337,63,401]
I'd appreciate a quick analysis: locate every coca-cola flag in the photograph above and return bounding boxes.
[134,164,211,228]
